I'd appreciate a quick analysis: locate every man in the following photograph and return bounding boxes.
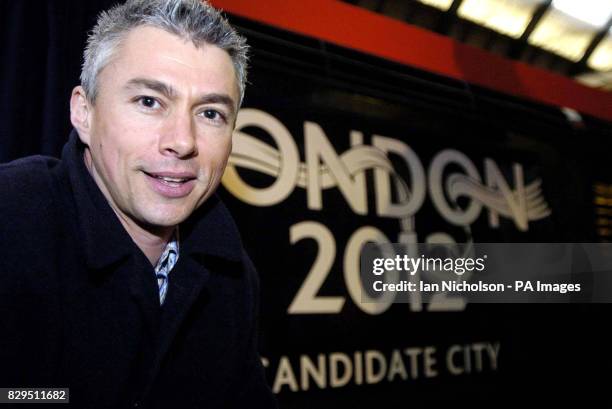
[0,0,276,407]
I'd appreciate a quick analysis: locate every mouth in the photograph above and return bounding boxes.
[144,171,196,186]
[143,171,198,198]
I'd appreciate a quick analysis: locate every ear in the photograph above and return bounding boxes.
[70,86,92,145]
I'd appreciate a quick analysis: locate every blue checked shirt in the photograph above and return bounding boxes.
[154,231,179,305]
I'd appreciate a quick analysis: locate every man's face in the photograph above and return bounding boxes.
[80,26,239,229]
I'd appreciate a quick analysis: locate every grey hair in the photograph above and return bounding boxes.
[81,0,249,106]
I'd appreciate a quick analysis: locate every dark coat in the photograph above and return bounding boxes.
[0,131,277,408]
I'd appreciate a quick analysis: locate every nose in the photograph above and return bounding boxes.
[159,111,198,159]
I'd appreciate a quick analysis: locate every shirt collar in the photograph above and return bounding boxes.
[154,229,179,275]
[61,129,244,271]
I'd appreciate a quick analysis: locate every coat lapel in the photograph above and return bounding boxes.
[139,255,211,398]
[127,254,163,339]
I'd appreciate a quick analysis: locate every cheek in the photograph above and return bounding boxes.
[199,137,232,167]
[95,144,123,186]
[92,133,139,185]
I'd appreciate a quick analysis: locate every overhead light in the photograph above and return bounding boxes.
[529,7,599,61]
[458,0,547,39]
[576,70,612,91]
[552,0,612,29]
[588,34,612,71]
[416,0,454,12]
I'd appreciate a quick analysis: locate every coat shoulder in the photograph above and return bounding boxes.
[0,155,61,217]
[0,155,64,262]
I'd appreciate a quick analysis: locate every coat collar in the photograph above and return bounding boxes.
[61,129,244,271]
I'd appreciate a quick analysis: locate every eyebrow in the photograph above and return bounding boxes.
[125,78,177,100]
[124,77,237,117]
[195,93,237,117]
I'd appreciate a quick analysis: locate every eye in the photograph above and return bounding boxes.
[200,109,226,124]
[136,96,161,109]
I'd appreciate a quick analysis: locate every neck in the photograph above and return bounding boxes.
[83,148,173,266]
[116,216,174,266]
